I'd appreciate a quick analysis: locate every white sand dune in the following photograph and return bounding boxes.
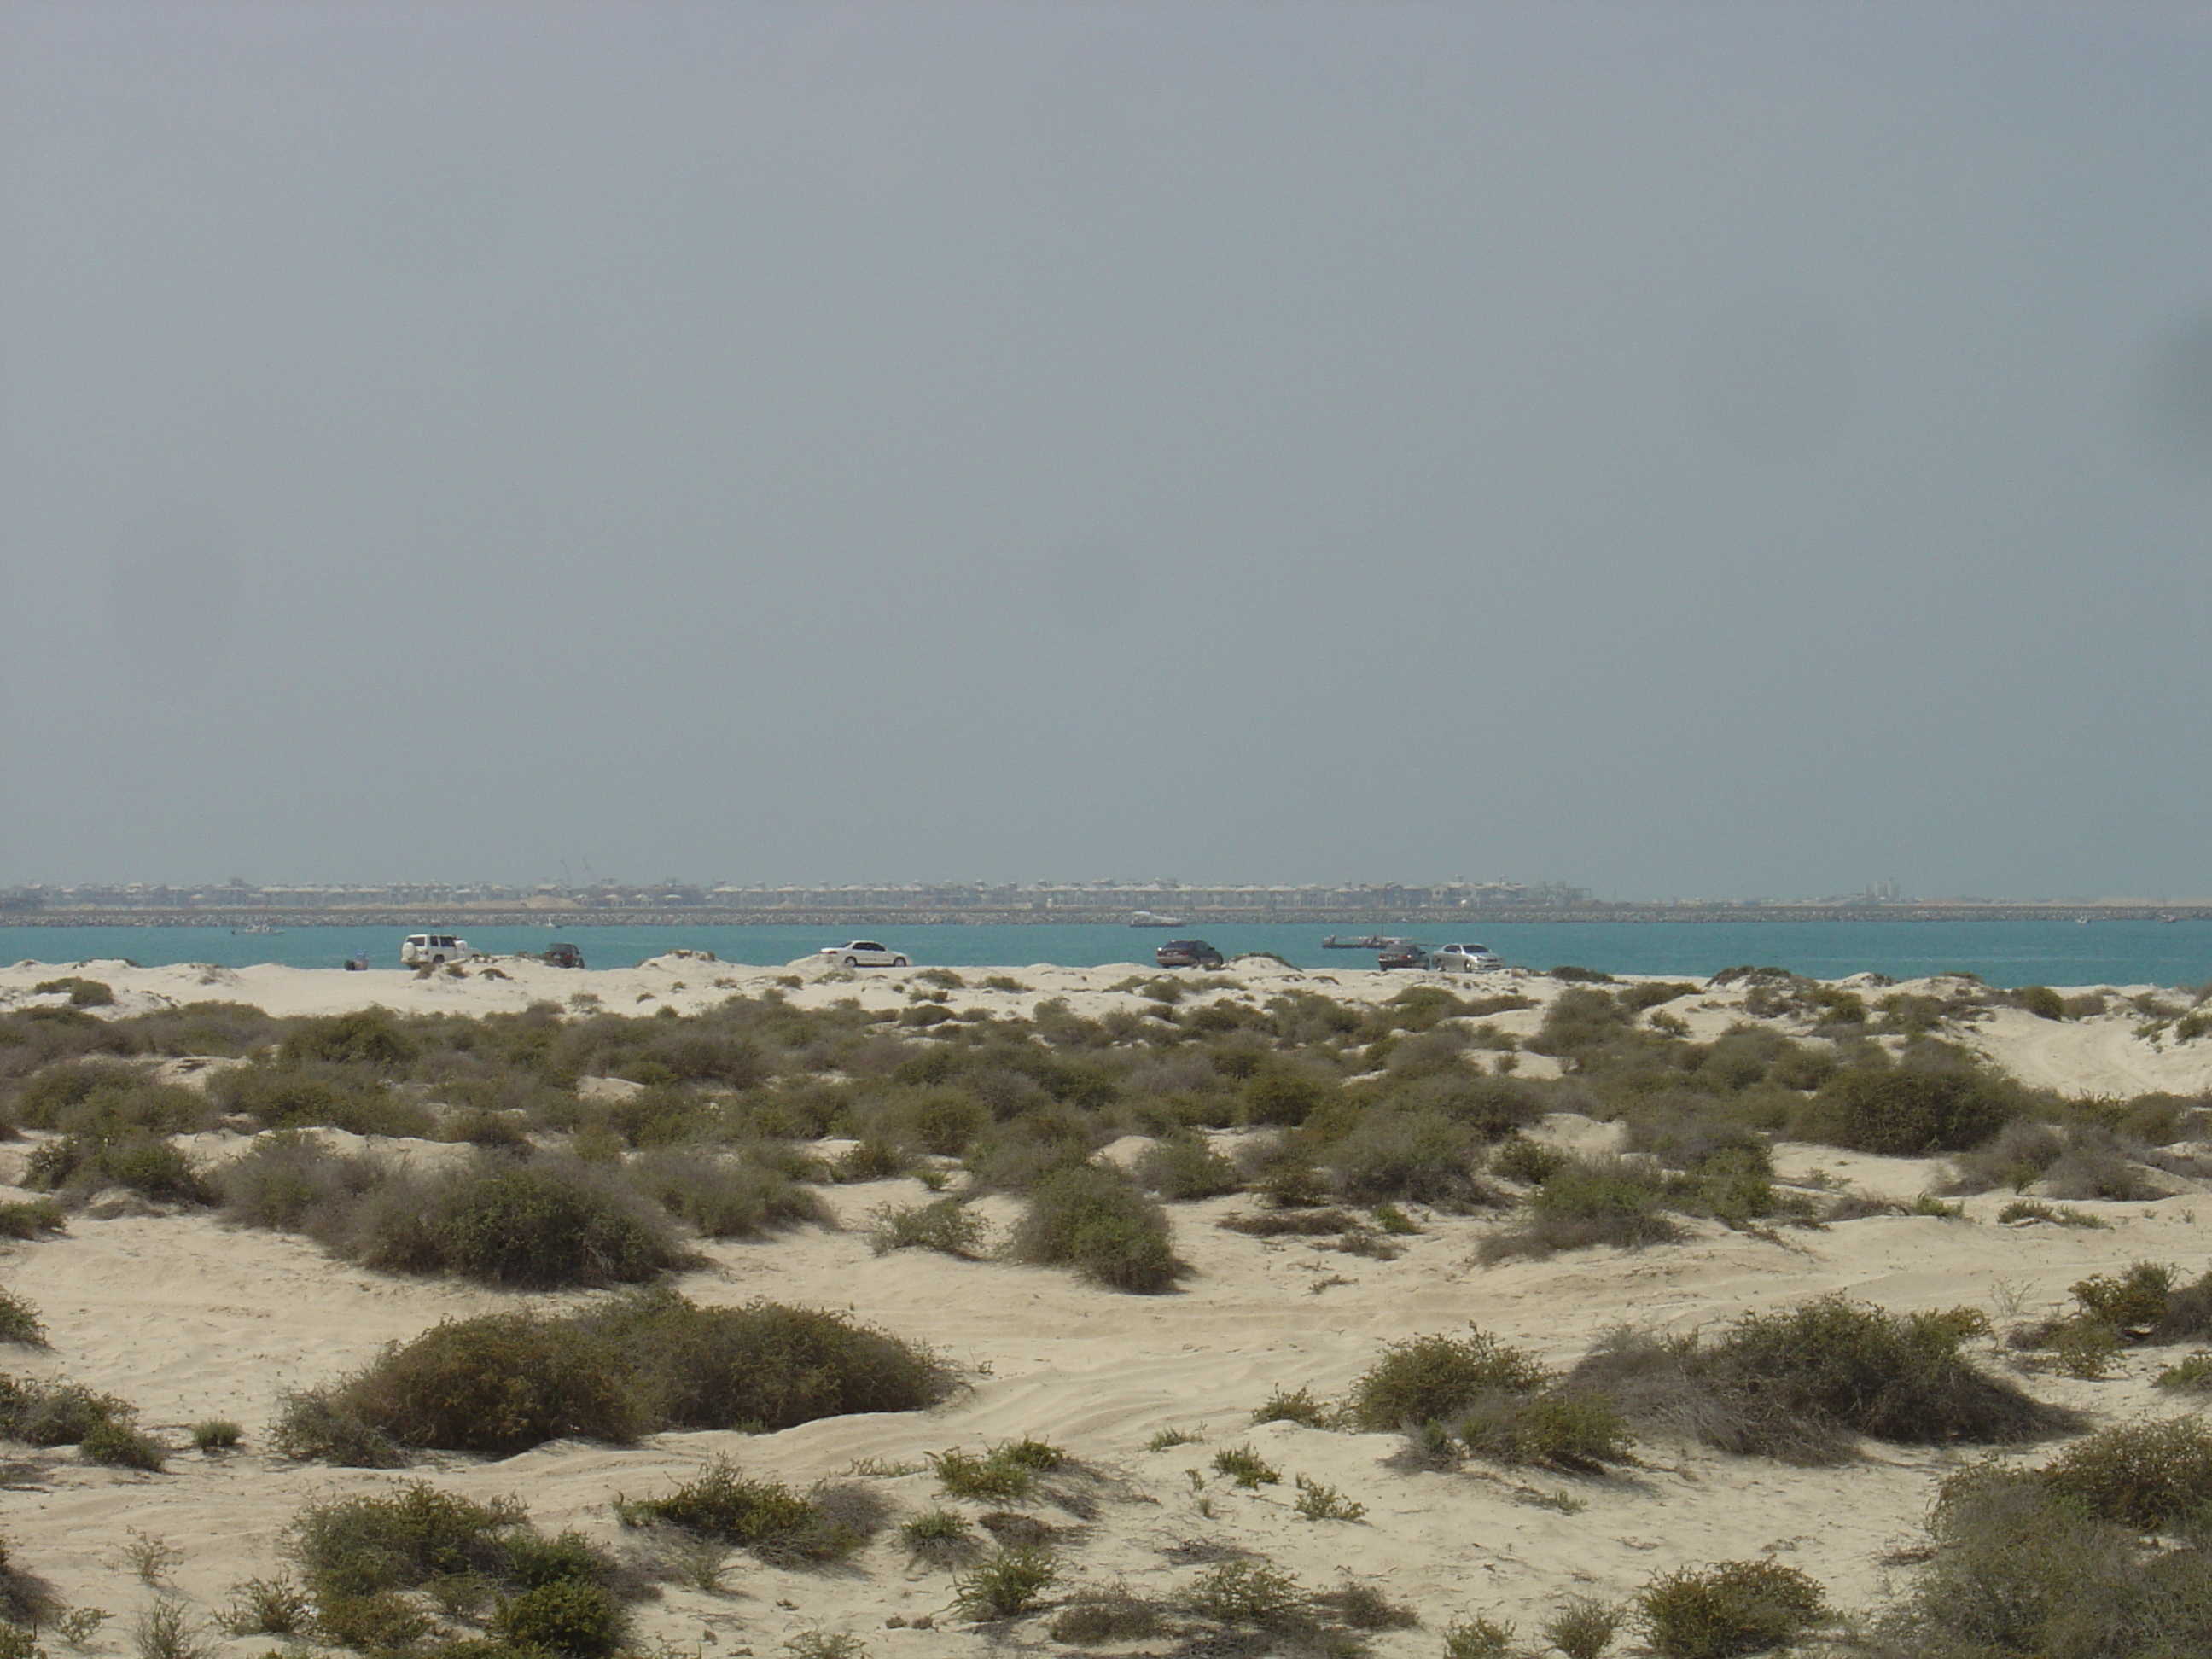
[0,956,2207,1653]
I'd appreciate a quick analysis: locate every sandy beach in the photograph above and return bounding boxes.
[1,953,2209,1656]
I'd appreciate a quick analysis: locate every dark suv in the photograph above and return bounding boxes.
[1156,939,1225,969]
[542,942,585,969]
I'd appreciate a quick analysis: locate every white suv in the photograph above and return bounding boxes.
[819,940,909,968]
[400,933,474,967]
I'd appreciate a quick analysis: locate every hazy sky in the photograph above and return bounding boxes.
[4,1,2210,898]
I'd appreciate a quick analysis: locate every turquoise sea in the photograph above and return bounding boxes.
[3,919,2208,989]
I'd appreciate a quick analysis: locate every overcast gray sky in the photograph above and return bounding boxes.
[3,1,2209,898]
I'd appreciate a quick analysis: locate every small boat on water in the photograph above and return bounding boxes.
[1323,934,1415,951]
[230,923,286,935]
[1129,911,1188,928]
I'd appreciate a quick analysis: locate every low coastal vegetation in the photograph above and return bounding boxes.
[7,962,2212,1655]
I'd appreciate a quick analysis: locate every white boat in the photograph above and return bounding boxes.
[1129,911,1188,928]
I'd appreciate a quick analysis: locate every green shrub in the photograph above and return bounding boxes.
[289,1482,525,1598]
[2041,1417,2212,1529]
[80,1418,164,1470]
[2155,1352,2212,1391]
[1442,1615,1516,1659]
[1135,1134,1242,1201]
[1253,1385,1330,1427]
[865,1198,987,1258]
[408,1161,686,1289]
[270,1389,406,1467]
[1348,1329,1550,1430]
[1185,1559,1305,1626]
[626,1147,823,1238]
[927,1440,1066,1501]
[189,1419,241,1452]
[1457,1392,1633,1473]
[1489,1133,1565,1185]
[616,1460,862,1564]
[1638,1561,1825,1659]
[952,1547,1056,1619]
[222,1577,311,1636]
[2072,1262,2174,1335]
[1542,1598,1622,1659]
[1211,1444,1280,1487]
[491,1579,626,1656]
[298,1312,643,1456]
[1326,1109,1501,1211]
[1802,1060,2024,1155]
[589,1290,954,1433]
[1478,1155,1686,1261]
[1010,1163,1182,1293]
[0,1290,44,1348]
[1292,1474,1366,1522]
[0,1201,63,1240]
[897,1509,979,1568]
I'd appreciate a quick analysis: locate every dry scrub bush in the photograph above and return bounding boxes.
[1797,1054,2029,1155]
[2041,1417,2212,1530]
[1011,1163,1182,1293]
[1477,1155,1687,1262]
[1637,1561,1825,1659]
[1568,1295,2075,1464]
[1348,1329,1552,1430]
[626,1146,822,1237]
[0,1374,162,1468]
[1048,1586,1166,1644]
[1135,1133,1242,1201]
[866,1198,987,1258]
[1324,1109,1504,1211]
[617,1460,876,1567]
[1866,1461,2212,1657]
[278,1292,952,1461]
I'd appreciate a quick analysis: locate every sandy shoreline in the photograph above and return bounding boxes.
[0,958,2208,1654]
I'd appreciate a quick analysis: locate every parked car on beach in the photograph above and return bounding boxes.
[1434,942,1504,972]
[542,942,585,969]
[1377,944,1432,969]
[820,940,909,968]
[1155,939,1225,969]
[400,934,472,967]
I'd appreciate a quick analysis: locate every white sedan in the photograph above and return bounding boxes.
[1434,942,1505,972]
[819,940,910,968]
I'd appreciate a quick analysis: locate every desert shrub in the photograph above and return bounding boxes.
[865,1198,987,1258]
[0,1291,44,1348]
[1878,1461,2212,1656]
[897,1509,979,1568]
[627,1147,822,1238]
[1048,1586,1166,1644]
[492,1579,626,1656]
[952,1547,1057,1619]
[1348,1329,1551,1429]
[1489,1133,1564,1185]
[1443,1615,1516,1659]
[1456,1391,1633,1473]
[294,1312,644,1456]
[1543,1598,1622,1659]
[81,1418,165,1469]
[1011,1163,1181,1293]
[1947,1120,2068,1193]
[1292,1474,1366,1521]
[591,1290,953,1432]
[223,1577,311,1636]
[218,1132,387,1234]
[2153,1266,2212,1342]
[289,1482,525,1598]
[2071,1262,2174,1335]
[881,1088,987,1157]
[1135,1133,1241,1201]
[1569,1297,2074,1464]
[1253,1385,1330,1427]
[1241,1072,1332,1127]
[616,1461,864,1565]
[2044,1134,2164,1202]
[1325,1109,1502,1211]
[2011,985,2067,1021]
[2041,1417,2212,1529]
[1638,1561,1825,1659]
[24,1132,215,1205]
[1524,987,1633,1062]
[1478,1155,1685,1262]
[1185,1559,1305,1626]
[208,1062,429,1138]
[190,1418,242,1452]
[1211,1444,1280,1487]
[928,1439,1066,1503]
[2156,1353,2212,1392]
[0,1201,62,1240]
[1801,1057,2026,1155]
[415,1160,685,1288]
